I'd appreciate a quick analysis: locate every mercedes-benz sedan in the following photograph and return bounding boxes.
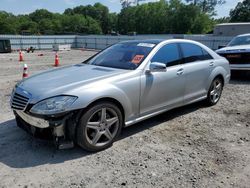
[11,39,230,151]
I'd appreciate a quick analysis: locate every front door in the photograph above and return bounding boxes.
[140,43,186,116]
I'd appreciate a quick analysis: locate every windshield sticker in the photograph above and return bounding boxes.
[137,43,155,48]
[132,55,144,64]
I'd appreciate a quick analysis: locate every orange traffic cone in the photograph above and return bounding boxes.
[19,50,24,62]
[54,52,59,67]
[23,64,28,79]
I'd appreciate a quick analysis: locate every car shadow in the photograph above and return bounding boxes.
[0,101,205,169]
[0,119,90,168]
[230,70,250,84]
[120,101,205,140]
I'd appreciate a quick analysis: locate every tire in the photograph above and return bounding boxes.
[206,77,223,106]
[76,102,123,152]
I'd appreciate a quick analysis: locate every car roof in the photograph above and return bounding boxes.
[119,39,207,45]
[216,23,250,26]
[236,33,250,37]
[120,39,165,45]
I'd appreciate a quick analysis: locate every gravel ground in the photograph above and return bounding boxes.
[0,50,249,188]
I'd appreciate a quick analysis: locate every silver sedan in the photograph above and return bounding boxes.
[10,39,230,151]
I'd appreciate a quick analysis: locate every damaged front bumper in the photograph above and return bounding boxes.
[16,110,50,128]
[14,110,77,149]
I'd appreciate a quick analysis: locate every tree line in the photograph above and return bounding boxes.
[0,0,249,35]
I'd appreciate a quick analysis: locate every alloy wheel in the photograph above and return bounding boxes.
[210,79,223,104]
[85,107,119,147]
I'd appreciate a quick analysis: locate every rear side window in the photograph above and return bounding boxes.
[180,43,213,63]
[151,43,181,67]
[202,48,213,60]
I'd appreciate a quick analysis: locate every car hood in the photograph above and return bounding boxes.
[216,44,250,54]
[18,64,129,103]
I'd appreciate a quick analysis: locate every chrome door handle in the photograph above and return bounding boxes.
[209,62,214,66]
[177,68,184,75]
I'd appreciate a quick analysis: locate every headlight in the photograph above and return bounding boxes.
[30,96,77,115]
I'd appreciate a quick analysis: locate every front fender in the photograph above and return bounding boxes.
[66,83,135,121]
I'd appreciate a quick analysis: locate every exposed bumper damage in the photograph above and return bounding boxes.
[16,110,50,128]
[14,110,79,149]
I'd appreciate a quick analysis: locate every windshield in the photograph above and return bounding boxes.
[86,42,156,70]
[228,35,250,47]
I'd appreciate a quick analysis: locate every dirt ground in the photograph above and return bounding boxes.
[0,50,249,188]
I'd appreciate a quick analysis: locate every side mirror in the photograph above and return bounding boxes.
[149,62,167,72]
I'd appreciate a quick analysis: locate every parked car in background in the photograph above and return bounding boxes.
[10,39,230,151]
[216,34,250,71]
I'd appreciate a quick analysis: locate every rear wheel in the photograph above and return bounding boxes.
[77,102,123,152]
[206,77,223,106]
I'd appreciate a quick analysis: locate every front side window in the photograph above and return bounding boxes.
[86,42,156,70]
[151,43,181,67]
[180,43,212,63]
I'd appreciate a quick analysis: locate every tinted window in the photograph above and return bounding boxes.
[151,43,181,67]
[86,42,156,70]
[202,49,213,60]
[180,43,213,63]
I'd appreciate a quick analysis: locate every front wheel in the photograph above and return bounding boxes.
[76,102,123,152]
[206,77,223,106]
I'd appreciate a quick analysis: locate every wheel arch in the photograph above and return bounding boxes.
[207,66,228,91]
[214,74,225,86]
[67,97,126,143]
[85,97,125,124]
[74,97,125,151]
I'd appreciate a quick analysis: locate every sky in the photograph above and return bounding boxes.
[0,0,244,18]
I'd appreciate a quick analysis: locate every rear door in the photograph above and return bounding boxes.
[179,42,214,103]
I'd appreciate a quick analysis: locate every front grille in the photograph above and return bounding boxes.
[11,92,29,111]
[219,52,250,64]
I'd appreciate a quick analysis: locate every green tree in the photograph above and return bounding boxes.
[29,9,54,23]
[38,19,56,34]
[0,11,17,34]
[230,0,250,22]
[64,3,113,34]
[185,0,226,15]
[85,17,102,34]
[61,14,101,34]
[147,0,169,34]
[107,13,118,32]
[93,3,109,33]
[0,2,215,35]
[117,0,213,34]
[16,15,39,34]
[118,6,136,34]
[120,0,133,9]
